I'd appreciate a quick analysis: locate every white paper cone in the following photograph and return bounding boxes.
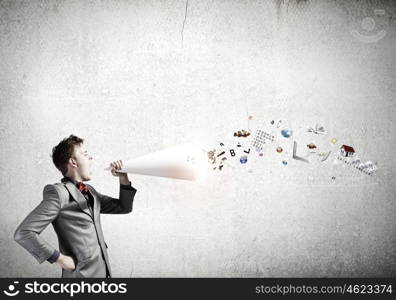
[105,144,208,181]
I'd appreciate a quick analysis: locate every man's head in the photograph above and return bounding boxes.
[52,135,93,181]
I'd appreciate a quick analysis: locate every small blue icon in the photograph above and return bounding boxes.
[240,155,248,164]
[281,128,293,138]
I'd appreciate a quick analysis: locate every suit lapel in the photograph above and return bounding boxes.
[62,180,94,220]
[87,185,100,220]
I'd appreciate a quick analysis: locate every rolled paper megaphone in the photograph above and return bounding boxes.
[104,144,207,181]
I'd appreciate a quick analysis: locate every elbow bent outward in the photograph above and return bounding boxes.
[13,226,24,243]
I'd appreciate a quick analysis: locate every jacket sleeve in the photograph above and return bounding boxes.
[91,183,137,214]
[14,184,61,264]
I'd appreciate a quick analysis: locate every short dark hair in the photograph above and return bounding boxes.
[52,135,84,175]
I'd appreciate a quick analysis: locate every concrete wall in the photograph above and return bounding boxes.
[1,0,395,277]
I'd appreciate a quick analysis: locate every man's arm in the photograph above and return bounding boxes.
[92,160,137,214]
[90,181,137,214]
[14,184,61,264]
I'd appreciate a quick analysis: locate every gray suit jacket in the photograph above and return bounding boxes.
[14,178,137,278]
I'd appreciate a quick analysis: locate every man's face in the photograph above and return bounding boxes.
[71,144,93,181]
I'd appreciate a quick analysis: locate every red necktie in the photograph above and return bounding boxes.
[78,182,89,193]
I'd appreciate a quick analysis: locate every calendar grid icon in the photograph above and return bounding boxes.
[251,129,274,151]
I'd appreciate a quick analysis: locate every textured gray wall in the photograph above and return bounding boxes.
[1,0,395,277]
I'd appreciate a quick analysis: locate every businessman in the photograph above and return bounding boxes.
[14,135,137,278]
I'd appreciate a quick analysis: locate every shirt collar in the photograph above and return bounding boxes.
[61,176,82,187]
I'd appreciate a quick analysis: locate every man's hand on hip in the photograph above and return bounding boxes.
[56,253,76,271]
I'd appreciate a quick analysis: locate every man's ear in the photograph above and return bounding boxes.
[69,157,78,169]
